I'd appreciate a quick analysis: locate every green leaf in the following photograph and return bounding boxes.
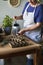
[2,15,13,28]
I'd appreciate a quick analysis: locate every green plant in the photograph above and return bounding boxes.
[3,15,13,28]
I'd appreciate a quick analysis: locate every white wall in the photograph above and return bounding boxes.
[0,0,28,28]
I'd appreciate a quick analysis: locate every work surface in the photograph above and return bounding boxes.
[0,34,42,59]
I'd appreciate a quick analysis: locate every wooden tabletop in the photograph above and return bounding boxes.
[0,35,42,59]
[0,33,42,58]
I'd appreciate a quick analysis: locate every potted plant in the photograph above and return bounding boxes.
[3,15,13,35]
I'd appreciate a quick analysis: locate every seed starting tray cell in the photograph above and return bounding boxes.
[1,34,34,48]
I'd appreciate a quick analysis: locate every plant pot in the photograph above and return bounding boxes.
[4,27,11,35]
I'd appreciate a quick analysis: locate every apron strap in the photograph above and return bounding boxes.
[33,4,40,14]
[25,3,30,11]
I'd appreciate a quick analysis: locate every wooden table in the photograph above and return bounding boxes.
[0,34,42,65]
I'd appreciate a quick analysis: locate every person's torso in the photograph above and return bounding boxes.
[23,3,36,28]
[23,3,41,38]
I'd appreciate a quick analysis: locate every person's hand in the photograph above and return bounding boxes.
[13,16,18,20]
[18,28,26,35]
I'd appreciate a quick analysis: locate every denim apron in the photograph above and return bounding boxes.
[23,3,41,59]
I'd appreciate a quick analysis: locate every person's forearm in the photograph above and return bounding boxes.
[24,23,41,32]
[16,15,23,20]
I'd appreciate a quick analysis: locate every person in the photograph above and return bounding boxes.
[13,0,43,65]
